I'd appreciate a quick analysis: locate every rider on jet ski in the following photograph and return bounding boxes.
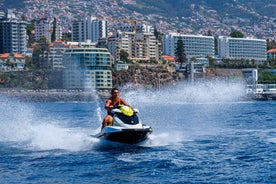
[101,87,132,130]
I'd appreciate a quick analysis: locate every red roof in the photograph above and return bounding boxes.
[267,48,276,53]
[162,55,176,61]
[0,53,9,58]
[14,53,25,58]
[0,53,25,59]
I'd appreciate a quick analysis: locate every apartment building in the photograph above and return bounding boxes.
[63,46,112,90]
[71,16,108,43]
[35,18,62,43]
[115,22,153,33]
[218,36,267,62]
[43,40,71,70]
[162,33,215,59]
[111,30,162,62]
[0,9,27,54]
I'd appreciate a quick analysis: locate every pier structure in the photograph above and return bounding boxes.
[247,84,276,100]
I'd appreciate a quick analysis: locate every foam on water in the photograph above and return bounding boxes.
[0,97,100,152]
[143,131,187,147]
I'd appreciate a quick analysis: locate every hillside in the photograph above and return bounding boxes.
[0,0,275,39]
[132,0,276,18]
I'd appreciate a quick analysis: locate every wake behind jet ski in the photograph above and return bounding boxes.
[95,105,152,144]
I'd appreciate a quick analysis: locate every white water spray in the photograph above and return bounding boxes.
[123,80,246,106]
[120,80,247,146]
[0,96,100,152]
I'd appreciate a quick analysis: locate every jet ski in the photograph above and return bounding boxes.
[95,105,152,144]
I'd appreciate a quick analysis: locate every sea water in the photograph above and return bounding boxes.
[0,81,275,183]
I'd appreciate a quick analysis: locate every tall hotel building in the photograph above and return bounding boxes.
[162,33,215,59]
[72,16,108,43]
[0,9,27,54]
[218,36,267,62]
[63,46,112,90]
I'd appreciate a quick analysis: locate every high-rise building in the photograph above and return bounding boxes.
[0,9,27,54]
[72,16,108,43]
[218,36,267,62]
[162,33,215,59]
[35,17,62,43]
[63,45,112,90]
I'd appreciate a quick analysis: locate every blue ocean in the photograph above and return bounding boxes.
[0,82,275,183]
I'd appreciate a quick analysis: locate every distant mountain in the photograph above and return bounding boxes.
[0,0,275,39]
[0,0,25,9]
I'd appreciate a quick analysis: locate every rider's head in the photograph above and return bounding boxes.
[111,87,120,97]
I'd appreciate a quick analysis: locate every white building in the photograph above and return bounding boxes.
[0,9,27,54]
[242,68,258,84]
[162,33,215,59]
[107,36,117,60]
[115,22,153,33]
[72,16,108,43]
[218,36,267,62]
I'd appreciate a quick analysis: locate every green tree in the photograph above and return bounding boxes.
[175,37,187,67]
[154,28,162,41]
[62,32,71,41]
[119,50,129,62]
[206,56,216,67]
[32,36,50,69]
[258,71,276,84]
[51,17,57,42]
[267,39,276,50]
[230,30,244,38]
[5,59,13,69]
[26,20,35,47]
[214,36,218,55]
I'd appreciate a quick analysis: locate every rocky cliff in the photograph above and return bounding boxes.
[113,64,184,88]
[113,65,244,88]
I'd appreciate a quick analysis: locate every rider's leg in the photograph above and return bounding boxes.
[101,115,113,130]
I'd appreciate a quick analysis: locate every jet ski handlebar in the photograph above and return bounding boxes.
[111,106,139,114]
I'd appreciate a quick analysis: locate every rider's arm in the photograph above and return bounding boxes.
[105,99,114,111]
[120,98,133,109]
